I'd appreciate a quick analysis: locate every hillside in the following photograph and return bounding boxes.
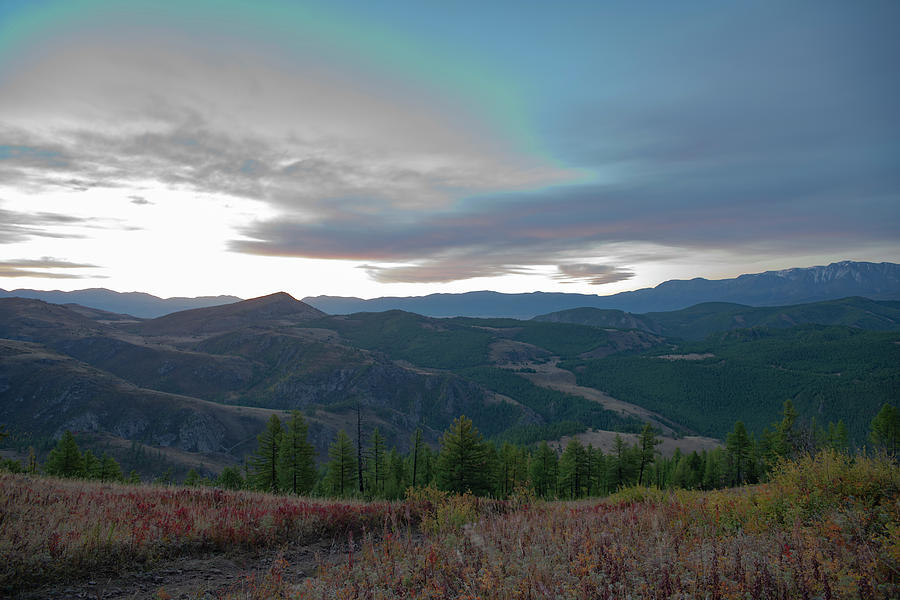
[561,325,900,441]
[535,296,900,340]
[0,296,653,473]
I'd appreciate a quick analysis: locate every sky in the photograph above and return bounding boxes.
[0,0,897,300]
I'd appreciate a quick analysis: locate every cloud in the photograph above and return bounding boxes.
[552,264,635,286]
[0,257,102,279]
[129,195,152,205]
[0,206,89,244]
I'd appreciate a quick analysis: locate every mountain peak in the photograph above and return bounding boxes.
[136,292,325,336]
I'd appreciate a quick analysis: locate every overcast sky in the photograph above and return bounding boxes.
[1,0,897,299]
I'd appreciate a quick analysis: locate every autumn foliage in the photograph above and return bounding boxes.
[2,450,898,599]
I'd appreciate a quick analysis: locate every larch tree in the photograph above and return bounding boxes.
[326,430,357,497]
[410,428,424,488]
[529,441,559,499]
[278,410,317,495]
[725,421,753,485]
[558,438,589,499]
[637,424,661,486]
[436,416,491,495]
[366,428,387,497]
[251,414,283,493]
[870,403,900,456]
[44,431,84,478]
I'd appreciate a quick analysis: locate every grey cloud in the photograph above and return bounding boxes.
[129,195,152,205]
[361,254,535,284]
[0,207,89,244]
[0,257,102,279]
[553,264,635,286]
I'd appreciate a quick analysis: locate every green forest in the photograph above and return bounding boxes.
[562,325,900,441]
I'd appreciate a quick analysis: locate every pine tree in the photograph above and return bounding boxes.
[277,411,316,495]
[870,403,900,456]
[365,428,387,497]
[410,428,424,488]
[775,399,799,459]
[251,414,283,492]
[27,446,38,475]
[702,449,723,489]
[82,450,101,479]
[386,448,407,499]
[216,466,244,490]
[184,468,201,486]
[726,421,753,485]
[99,454,122,482]
[611,434,629,490]
[558,438,589,499]
[44,431,84,478]
[326,430,357,497]
[637,424,661,486]
[436,416,491,495]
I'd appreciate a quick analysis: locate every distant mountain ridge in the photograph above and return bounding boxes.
[2,261,897,320]
[304,261,900,317]
[534,296,900,340]
[0,288,241,318]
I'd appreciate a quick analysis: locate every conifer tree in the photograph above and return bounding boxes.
[436,416,491,495]
[326,430,357,497]
[216,466,244,490]
[184,468,201,486]
[409,428,424,488]
[44,431,84,478]
[419,443,435,487]
[611,434,629,489]
[558,438,589,499]
[251,414,284,492]
[775,399,799,458]
[99,454,122,482]
[82,450,101,479]
[27,446,38,475]
[365,428,387,497]
[726,421,753,485]
[637,424,661,486]
[277,411,316,495]
[870,404,900,455]
[702,449,723,489]
[386,448,407,499]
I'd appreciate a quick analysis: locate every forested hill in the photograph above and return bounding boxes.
[562,325,900,442]
[535,296,900,340]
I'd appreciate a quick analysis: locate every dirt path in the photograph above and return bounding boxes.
[16,537,351,600]
[513,361,685,435]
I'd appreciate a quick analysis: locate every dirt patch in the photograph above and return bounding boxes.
[550,429,721,458]
[14,536,353,600]
[508,361,683,435]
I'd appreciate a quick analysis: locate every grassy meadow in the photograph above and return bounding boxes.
[2,450,898,599]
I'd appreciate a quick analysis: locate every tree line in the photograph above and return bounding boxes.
[3,400,897,499]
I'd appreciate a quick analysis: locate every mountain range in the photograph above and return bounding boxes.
[304,261,900,317]
[0,288,241,319]
[2,261,898,320]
